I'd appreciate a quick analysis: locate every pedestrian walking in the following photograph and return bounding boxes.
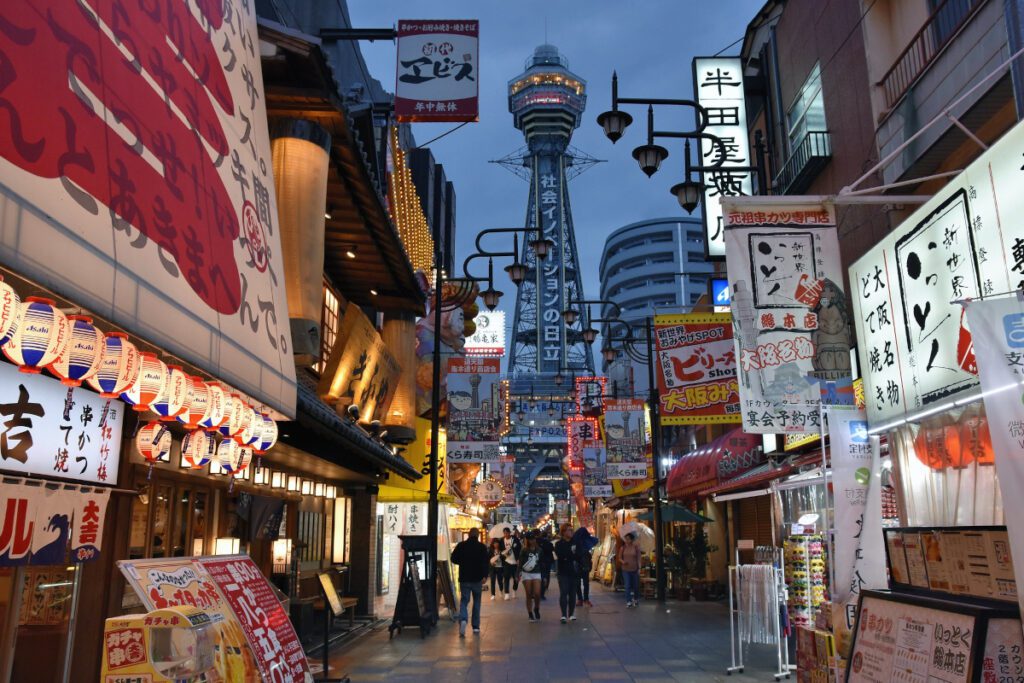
[451,528,490,637]
[573,527,595,607]
[618,532,642,608]
[554,523,579,623]
[500,527,521,600]
[488,538,504,600]
[537,530,555,601]
[517,531,544,622]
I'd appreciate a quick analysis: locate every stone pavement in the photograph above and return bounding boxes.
[326,583,789,682]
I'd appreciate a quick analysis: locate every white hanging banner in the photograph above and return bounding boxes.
[828,407,887,636]
[30,486,77,566]
[70,487,110,562]
[964,296,1024,630]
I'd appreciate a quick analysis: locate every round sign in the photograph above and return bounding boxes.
[474,478,505,508]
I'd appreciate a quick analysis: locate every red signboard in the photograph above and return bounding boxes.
[653,313,741,425]
[395,20,480,122]
[199,556,309,683]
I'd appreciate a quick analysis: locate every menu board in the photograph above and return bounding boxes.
[885,527,1018,603]
[847,592,978,683]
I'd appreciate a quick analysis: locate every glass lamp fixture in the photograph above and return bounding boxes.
[272,471,286,489]
[632,143,669,177]
[582,327,599,344]
[602,345,617,363]
[325,485,337,499]
[315,482,325,497]
[301,479,312,496]
[253,466,270,486]
[287,475,300,492]
[561,308,579,325]
[670,178,703,214]
[596,108,633,143]
[528,235,554,260]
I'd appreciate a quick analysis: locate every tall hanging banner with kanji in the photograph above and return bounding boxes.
[722,199,853,433]
[395,21,479,122]
[603,399,648,479]
[446,357,501,463]
[653,313,740,424]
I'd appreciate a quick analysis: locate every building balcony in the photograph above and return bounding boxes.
[772,131,832,195]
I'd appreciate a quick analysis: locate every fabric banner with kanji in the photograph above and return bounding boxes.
[722,199,853,433]
[654,313,741,425]
[0,482,110,566]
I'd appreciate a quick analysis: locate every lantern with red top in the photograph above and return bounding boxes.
[87,332,140,398]
[153,366,192,422]
[2,297,69,373]
[49,314,103,386]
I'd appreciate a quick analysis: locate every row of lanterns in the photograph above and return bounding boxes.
[0,278,279,467]
[912,407,995,471]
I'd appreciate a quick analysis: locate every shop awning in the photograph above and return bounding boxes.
[700,461,794,497]
[666,428,763,500]
[377,485,456,504]
[637,505,713,524]
[285,377,421,481]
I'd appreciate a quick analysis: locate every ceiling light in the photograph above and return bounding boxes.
[345,247,357,259]
[370,289,378,296]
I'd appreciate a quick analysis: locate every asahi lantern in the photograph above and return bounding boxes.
[153,365,191,422]
[135,422,172,463]
[181,430,214,469]
[216,438,243,474]
[49,315,102,386]
[0,276,20,346]
[121,352,168,411]
[219,395,246,440]
[233,403,255,445]
[200,384,227,431]
[255,414,278,454]
[88,332,140,398]
[2,297,69,373]
[180,378,209,429]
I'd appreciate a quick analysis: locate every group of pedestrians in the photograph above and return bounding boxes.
[452,523,600,636]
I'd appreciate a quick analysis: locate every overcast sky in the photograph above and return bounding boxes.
[350,0,762,298]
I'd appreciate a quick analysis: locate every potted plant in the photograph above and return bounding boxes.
[663,543,692,601]
[689,527,718,602]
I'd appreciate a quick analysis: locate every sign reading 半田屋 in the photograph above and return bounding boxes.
[850,118,1024,426]
[395,21,479,122]
[722,199,853,433]
[692,57,751,260]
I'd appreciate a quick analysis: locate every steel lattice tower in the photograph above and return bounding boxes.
[506,45,594,376]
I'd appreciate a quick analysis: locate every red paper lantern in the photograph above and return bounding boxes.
[914,422,950,470]
[959,412,995,466]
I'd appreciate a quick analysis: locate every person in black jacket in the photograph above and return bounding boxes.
[499,527,521,600]
[537,530,555,600]
[554,523,579,623]
[573,527,596,607]
[451,528,490,637]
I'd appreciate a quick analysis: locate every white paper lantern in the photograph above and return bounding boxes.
[87,332,140,398]
[2,297,69,374]
[219,395,246,439]
[154,365,191,421]
[237,406,260,446]
[121,352,168,411]
[217,438,243,474]
[135,421,172,462]
[49,315,102,387]
[181,430,214,469]
[255,414,279,454]
[200,383,227,431]
[180,377,209,428]
[0,276,21,346]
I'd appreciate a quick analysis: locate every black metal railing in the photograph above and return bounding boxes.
[878,0,988,111]
[772,131,832,195]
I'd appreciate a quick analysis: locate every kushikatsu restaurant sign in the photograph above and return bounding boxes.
[0,1,296,417]
[395,20,480,122]
[0,362,124,485]
[849,117,1024,425]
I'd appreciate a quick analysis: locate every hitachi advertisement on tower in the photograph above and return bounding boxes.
[446,357,501,463]
[395,20,480,122]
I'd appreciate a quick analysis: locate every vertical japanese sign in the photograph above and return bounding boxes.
[0,362,124,484]
[395,21,479,122]
[319,305,401,422]
[850,120,1024,426]
[446,357,501,462]
[722,200,852,433]
[495,455,516,513]
[964,295,1024,633]
[0,0,296,416]
[692,57,751,260]
[603,399,648,479]
[465,311,506,356]
[536,161,566,373]
[828,408,887,636]
[654,313,741,424]
[198,556,310,682]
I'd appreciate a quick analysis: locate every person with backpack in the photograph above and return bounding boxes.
[517,531,544,621]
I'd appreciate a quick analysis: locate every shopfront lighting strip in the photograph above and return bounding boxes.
[866,382,1021,435]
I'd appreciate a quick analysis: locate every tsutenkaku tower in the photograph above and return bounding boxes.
[506,45,594,376]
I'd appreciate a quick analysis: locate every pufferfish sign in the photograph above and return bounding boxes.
[0,0,296,416]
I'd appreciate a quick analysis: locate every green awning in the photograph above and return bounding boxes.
[638,505,713,524]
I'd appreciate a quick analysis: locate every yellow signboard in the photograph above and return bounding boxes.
[383,418,447,497]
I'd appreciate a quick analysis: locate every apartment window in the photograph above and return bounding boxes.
[317,281,342,375]
[786,63,825,152]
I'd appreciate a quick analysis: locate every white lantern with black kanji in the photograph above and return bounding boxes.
[0,276,21,346]
[154,365,191,421]
[200,383,227,432]
[49,315,102,387]
[121,352,168,411]
[180,377,209,429]
[255,414,279,454]
[2,297,69,373]
[87,332,140,398]
[181,430,214,469]
[135,421,172,463]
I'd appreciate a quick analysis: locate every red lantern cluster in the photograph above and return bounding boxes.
[913,408,995,471]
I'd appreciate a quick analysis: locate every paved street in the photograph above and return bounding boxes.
[327,585,786,682]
